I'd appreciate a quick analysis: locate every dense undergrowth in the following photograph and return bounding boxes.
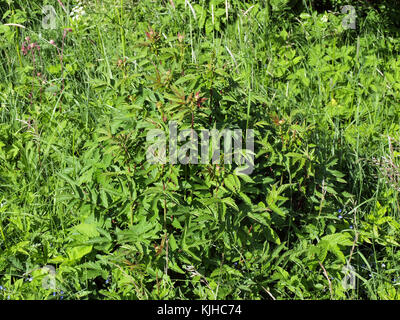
[0,0,399,299]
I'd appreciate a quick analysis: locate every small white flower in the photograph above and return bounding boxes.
[70,4,86,21]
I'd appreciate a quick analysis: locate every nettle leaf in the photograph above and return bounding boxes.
[116,217,161,244]
[224,174,240,193]
[327,169,347,183]
[181,244,202,262]
[99,188,114,208]
[67,245,93,262]
[248,212,269,226]
[79,262,109,280]
[266,184,288,218]
[168,259,185,274]
[268,202,286,218]
[271,266,290,281]
[73,223,100,238]
[195,4,207,29]
[205,19,214,35]
[221,197,239,211]
[316,233,354,263]
[57,172,77,187]
[239,192,252,205]
[168,233,178,251]
[171,218,183,232]
[211,265,243,278]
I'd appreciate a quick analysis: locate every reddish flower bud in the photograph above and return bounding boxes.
[21,44,28,56]
[63,28,73,37]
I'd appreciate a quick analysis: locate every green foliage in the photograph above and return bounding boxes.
[0,0,399,300]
